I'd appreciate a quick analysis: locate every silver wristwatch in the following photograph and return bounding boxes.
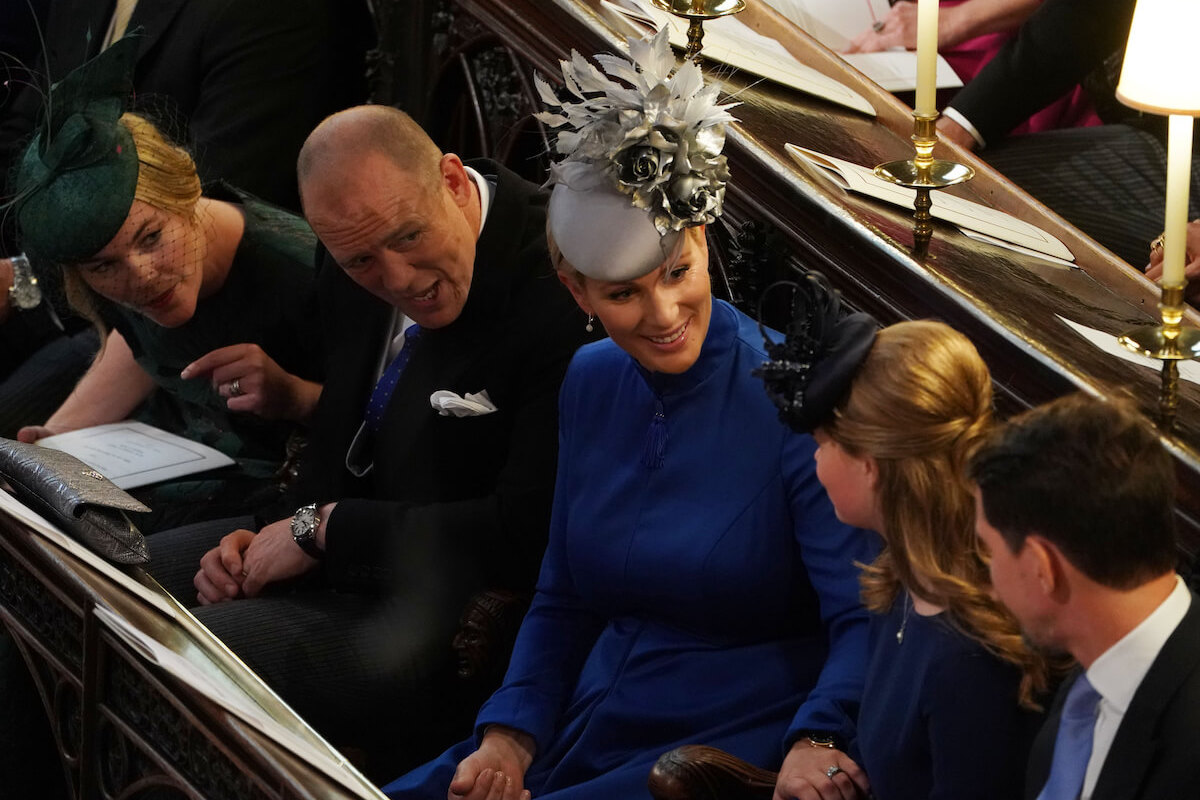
[290,503,324,559]
[7,254,43,310]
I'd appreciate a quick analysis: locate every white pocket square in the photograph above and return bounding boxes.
[429,389,498,417]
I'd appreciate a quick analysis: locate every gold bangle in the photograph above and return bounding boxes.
[804,735,838,749]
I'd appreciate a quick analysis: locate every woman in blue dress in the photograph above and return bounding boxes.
[383,31,875,800]
[760,289,1060,799]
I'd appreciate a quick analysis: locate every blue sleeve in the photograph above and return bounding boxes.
[926,648,1037,800]
[782,432,877,751]
[472,361,606,753]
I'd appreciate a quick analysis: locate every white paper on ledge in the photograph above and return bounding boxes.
[37,421,234,490]
[761,0,962,92]
[1057,315,1200,384]
[959,228,1077,269]
[92,604,381,799]
[841,51,962,93]
[764,0,891,49]
[602,0,876,116]
[786,144,1075,262]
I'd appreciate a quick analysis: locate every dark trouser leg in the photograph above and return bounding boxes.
[985,124,1200,267]
[0,326,99,439]
[147,515,479,782]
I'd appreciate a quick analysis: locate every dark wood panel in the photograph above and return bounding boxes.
[0,511,383,800]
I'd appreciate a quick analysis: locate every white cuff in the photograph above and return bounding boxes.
[942,106,987,150]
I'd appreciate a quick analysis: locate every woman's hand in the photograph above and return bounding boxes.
[1145,219,1200,303]
[448,726,537,800]
[16,424,67,443]
[845,1,921,54]
[845,0,1038,54]
[773,741,869,800]
[181,343,321,422]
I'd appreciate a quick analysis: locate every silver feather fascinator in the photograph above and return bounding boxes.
[536,29,738,281]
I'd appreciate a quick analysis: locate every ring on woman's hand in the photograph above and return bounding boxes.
[872,20,885,31]
[1151,233,1166,252]
[826,766,843,779]
[229,378,243,397]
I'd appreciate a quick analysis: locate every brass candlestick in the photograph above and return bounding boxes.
[650,0,747,62]
[1118,284,1200,430]
[874,113,974,257]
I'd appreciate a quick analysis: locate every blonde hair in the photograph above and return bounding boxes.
[826,320,1054,708]
[63,113,203,330]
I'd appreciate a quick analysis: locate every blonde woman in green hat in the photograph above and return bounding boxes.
[12,39,324,528]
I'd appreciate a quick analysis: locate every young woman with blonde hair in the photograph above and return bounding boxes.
[762,283,1057,799]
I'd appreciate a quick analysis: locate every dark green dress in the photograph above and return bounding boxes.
[101,187,323,530]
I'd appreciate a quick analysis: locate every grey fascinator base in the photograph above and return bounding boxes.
[0,439,151,565]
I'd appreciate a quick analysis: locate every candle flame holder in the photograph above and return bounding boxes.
[650,0,747,62]
[874,113,974,257]
[1118,284,1200,430]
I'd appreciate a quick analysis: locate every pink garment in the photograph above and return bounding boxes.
[938,0,1102,135]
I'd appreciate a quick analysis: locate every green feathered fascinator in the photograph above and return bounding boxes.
[13,34,141,263]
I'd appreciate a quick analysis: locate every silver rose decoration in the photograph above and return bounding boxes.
[535,28,738,233]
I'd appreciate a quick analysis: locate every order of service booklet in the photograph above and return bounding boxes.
[37,421,235,490]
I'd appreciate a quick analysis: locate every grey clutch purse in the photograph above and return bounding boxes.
[0,438,151,564]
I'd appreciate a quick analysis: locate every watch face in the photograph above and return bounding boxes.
[292,505,317,536]
[10,277,42,310]
[9,255,42,310]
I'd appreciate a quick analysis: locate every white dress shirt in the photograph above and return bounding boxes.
[1080,575,1191,799]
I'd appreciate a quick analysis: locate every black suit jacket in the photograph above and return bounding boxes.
[1026,589,1200,800]
[0,0,372,218]
[947,0,1135,145]
[299,160,593,601]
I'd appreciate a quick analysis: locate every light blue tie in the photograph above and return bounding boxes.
[363,324,421,432]
[1037,674,1102,800]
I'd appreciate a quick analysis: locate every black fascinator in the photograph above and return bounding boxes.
[755,271,878,433]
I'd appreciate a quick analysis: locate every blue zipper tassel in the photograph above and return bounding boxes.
[641,397,667,469]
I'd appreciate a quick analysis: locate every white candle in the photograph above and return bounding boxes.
[1162,114,1194,287]
[915,0,939,116]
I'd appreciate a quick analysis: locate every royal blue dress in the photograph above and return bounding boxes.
[383,299,875,799]
[855,592,1043,800]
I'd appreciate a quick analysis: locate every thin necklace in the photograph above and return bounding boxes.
[896,591,911,644]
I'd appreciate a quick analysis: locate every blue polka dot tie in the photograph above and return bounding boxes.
[363,324,421,432]
[1037,674,1102,800]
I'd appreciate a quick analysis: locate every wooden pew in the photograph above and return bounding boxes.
[0,495,387,800]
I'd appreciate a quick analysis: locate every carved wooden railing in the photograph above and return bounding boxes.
[0,508,384,800]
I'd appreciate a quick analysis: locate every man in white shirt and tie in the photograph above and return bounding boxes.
[968,392,1200,800]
